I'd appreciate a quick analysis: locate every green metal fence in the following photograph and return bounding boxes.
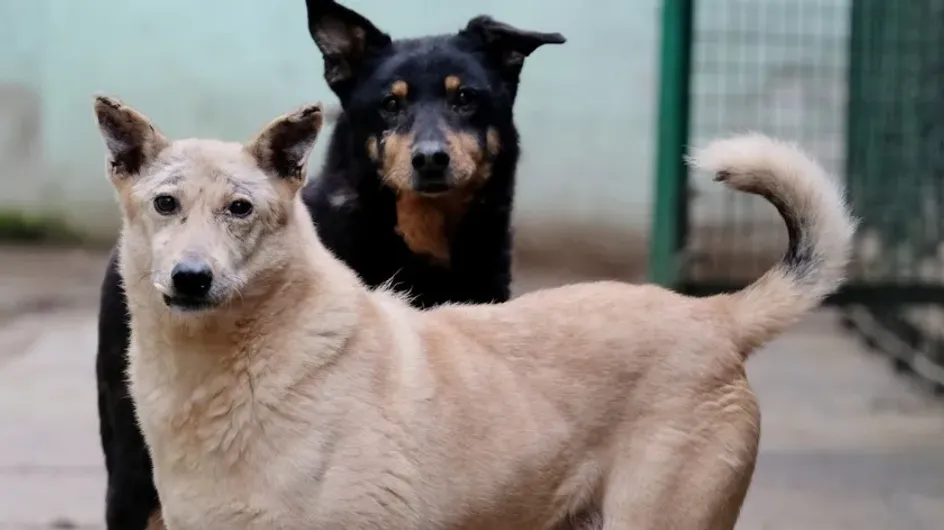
[651,0,944,392]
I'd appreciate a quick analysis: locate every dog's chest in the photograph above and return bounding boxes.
[159,473,286,530]
[127,343,325,528]
[129,344,256,456]
[154,421,425,530]
[126,341,426,529]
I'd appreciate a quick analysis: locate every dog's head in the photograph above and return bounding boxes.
[95,95,323,313]
[306,0,565,195]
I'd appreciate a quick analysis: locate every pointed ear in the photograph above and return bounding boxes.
[305,0,392,96]
[93,95,167,177]
[247,104,324,187]
[461,16,565,84]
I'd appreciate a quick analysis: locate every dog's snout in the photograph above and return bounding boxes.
[411,141,451,193]
[171,261,213,299]
[411,141,450,174]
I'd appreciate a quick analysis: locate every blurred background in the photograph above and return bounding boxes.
[1,0,943,528]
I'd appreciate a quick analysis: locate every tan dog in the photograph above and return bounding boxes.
[95,94,855,530]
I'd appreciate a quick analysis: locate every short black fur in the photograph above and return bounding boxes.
[97,2,564,528]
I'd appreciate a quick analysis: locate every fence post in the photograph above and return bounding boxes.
[649,0,694,287]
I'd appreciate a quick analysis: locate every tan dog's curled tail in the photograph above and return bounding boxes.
[689,133,857,352]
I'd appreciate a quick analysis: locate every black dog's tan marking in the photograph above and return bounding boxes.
[380,131,415,190]
[395,192,472,264]
[366,135,380,162]
[444,75,461,94]
[391,80,409,99]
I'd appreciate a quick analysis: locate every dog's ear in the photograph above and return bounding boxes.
[461,16,565,87]
[305,0,392,97]
[93,95,168,179]
[247,104,324,189]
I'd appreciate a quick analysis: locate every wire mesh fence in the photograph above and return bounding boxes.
[845,0,944,388]
[847,0,944,289]
[651,0,944,390]
[686,0,848,284]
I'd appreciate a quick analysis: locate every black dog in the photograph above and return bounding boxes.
[96,1,564,528]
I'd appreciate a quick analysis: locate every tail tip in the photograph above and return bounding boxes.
[687,132,794,182]
[712,170,731,183]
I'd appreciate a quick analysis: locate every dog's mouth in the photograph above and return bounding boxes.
[162,294,219,312]
[409,169,454,196]
[411,179,452,196]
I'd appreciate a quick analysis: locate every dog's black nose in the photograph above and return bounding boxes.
[411,141,450,174]
[411,141,451,193]
[171,261,213,298]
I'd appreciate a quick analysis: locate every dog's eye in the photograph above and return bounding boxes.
[455,88,475,109]
[227,200,253,218]
[153,195,179,215]
[381,95,401,114]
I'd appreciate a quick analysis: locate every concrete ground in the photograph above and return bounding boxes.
[1,245,943,529]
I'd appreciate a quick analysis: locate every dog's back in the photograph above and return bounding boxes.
[437,133,855,361]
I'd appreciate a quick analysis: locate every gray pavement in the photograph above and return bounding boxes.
[1,246,943,529]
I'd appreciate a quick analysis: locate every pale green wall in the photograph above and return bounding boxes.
[0,1,45,210]
[0,0,658,240]
[0,0,851,242]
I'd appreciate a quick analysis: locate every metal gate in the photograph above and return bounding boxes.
[650,0,944,391]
